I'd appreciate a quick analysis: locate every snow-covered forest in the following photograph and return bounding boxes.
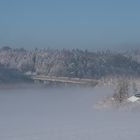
[0,46,140,79]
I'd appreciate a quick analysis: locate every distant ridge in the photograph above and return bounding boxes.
[0,47,140,80]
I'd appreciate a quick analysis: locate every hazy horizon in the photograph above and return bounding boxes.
[0,0,140,50]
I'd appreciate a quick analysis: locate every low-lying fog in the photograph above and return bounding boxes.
[0,85,140,140]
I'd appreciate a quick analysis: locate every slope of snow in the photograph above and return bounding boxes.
[128,96,140,102]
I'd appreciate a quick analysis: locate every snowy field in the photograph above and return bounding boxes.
[0,85,140,140]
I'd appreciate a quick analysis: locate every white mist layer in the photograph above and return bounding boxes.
[0,86,140,140]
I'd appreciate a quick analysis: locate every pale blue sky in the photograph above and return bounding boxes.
[0,0,140,50]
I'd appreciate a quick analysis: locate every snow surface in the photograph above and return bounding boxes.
[0,86,140,140]
[128,96,140,102]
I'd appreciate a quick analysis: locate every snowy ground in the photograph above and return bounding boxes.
[0,85,140,140]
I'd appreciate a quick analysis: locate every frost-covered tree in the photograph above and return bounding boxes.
[132,81,138,95]
[113,78,129,103]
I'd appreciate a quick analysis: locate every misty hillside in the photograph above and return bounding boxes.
[0,64,31,83]
[0,47,140,79]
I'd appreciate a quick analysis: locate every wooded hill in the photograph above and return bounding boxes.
[0,47,140,79]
